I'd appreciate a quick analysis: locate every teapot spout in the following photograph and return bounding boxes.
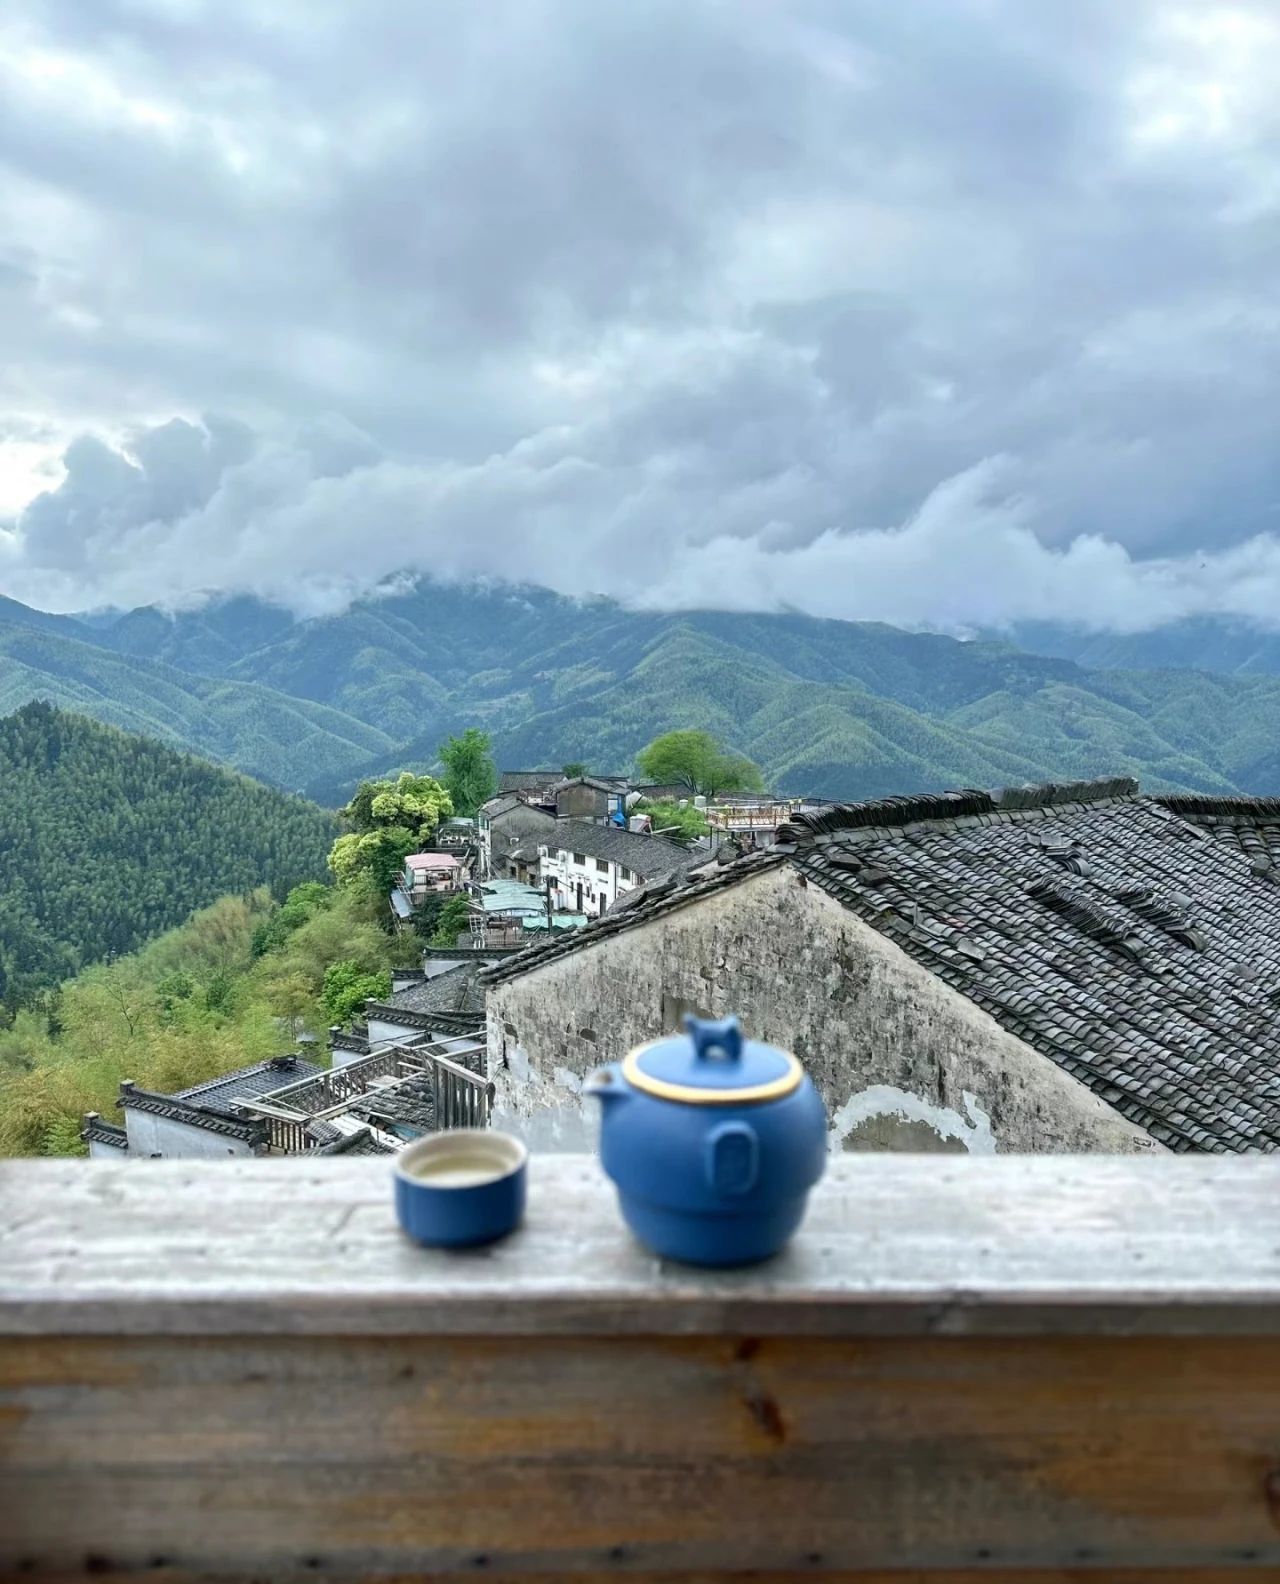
[584,1065,627,1104]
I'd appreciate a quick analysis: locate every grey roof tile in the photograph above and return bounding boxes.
[484,776,1280,1155]
[173,1054,324,1116]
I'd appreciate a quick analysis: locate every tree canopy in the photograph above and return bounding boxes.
[438,728,497,817]
[631,798,709,846]
[330,770,452,894]
[635,730,764,798]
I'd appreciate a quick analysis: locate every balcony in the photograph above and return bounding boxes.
[4,1154,1280,1577]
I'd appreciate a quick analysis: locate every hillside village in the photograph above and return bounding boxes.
[79,759,1280,1163]
[82,761,818,1159]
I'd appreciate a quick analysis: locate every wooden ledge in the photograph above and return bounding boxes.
[5,1153,1280,1337]
[9,1156,1280,1575]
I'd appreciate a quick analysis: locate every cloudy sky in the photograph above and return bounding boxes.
[1,0,1278,629]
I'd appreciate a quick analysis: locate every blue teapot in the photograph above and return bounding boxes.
[585,1014,827,1267]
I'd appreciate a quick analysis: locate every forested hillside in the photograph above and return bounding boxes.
[0,703,337,1006]
[0,880,416,1156]
[7,580,1280,802]
[0,602,393,790]
[1008,617,1280,679]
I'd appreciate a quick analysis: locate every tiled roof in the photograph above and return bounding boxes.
[376,964,485,1020]
[364,1003,482,1035]
[351,1074,436,1135]
[117,1082,268,1145]
[173,1055,323,1116]
[422,944,524,961]
[329,1028,370,1054]
[498,770,561,792]
[315,1126,398,1156]
[483,776,1280,1155]
[555,774,619,794]
[80,1114,128,1150]
[541,819,698,879]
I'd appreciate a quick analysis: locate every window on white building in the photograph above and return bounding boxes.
[573,852,586,865]
[595,858,609,873]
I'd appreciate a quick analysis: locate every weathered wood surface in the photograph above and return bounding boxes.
[5,1154,1280,1337]
[7,1157,1280,1575]
[5,1332,1280,1573]
[13,1574,1271,1584]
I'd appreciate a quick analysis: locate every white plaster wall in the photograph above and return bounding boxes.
[539,850,633,918]
[486,865,1161,1157]
[366,1015,422,1046]
[86,1139,128,1161]
[122,1110,258,1159]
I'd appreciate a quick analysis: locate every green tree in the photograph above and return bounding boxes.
[341,772,452,838]
[429,894,472,947]
[561,761,587,779]
[438,728,497,817]
[635,730,765,798]
[329,824,420,895]
[331,772,452,897]
[322,960,392,1025]
[631,798,709,846]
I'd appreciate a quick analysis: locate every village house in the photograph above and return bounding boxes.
[481,778,1280,1156]
[400,849,468,901]
[537,819,696,918]
[553,774,628,823]
[477,792,557,880]
[83,1053,325,1159]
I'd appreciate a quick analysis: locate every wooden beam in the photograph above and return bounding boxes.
[5,1157,1280,1575]
[5,1155,1280,1338]
[4,1332,1280,1573]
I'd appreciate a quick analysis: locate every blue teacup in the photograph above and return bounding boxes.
[394,1129,528,1248]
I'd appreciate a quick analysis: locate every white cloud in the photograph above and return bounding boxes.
[1,0,1280,630]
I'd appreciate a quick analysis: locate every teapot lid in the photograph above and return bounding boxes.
[622,1015,802,1106]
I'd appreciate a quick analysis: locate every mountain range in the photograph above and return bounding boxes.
[4,581,1280,802]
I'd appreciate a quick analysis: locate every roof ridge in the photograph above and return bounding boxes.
[1157,793,1280,819]
[784,777,1140,840]
[116,1083,268,1143]
[479,848,785,987]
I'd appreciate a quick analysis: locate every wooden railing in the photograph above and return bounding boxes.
[429,1047,494,1130]
[6,1155,1280,1578]
[241,1038,489,1145]
[256,1110,311,1154]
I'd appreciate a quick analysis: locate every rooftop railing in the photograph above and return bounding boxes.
[4,1154,1280,1577]
[241,1037,490,1147]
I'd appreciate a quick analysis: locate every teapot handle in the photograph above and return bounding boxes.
[684,1013,743,1064]
[705,1120,759,1195]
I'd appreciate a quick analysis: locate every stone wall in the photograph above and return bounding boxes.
[486,864,1159,1156]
